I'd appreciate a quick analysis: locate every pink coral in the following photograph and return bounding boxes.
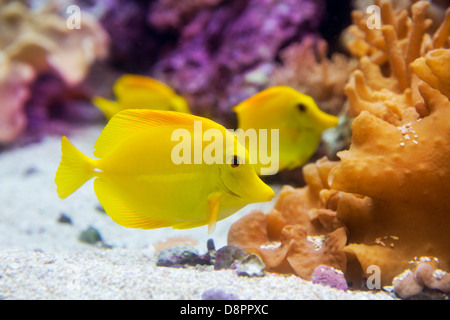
[393,258,450,299]
[0,56,35,144]
[0,1,109,145]
[311,265,348,291]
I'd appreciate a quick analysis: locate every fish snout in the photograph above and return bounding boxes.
[254,180,275,203]
[316,111,339,132]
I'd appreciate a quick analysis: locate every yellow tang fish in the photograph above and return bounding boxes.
[55,110,274,234]
[233,86,339,173]
[93,74,191,119]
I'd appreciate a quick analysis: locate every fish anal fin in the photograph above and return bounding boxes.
[172,221,205,230]
[94,179,171,229]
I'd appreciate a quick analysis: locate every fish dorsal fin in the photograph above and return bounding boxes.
[114,74,175,103]
[93,109,207,158]
[233,86,298,113]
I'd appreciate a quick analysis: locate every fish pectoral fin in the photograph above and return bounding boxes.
[207,192,222,234]
[94,179,171,229]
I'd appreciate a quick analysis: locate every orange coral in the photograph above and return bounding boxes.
[228,159,348,279]
[229,0,450,291]
[331,0,450,286]
[411,49,450,99]
[393,257,450,298]
[331,81,450,286]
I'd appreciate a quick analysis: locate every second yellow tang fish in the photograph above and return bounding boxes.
[93,74,190,119]
[233,86,338,173]
[55,110,274,234]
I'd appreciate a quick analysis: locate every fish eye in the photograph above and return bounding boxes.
[297,103,307,112]
[227,155,242,169]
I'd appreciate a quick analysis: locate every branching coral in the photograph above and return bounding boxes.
[330,0,450,288]
[332,80,450,287]
[344,1,449,120]
[412,48,450,100]
[229,0,450,293]
[271,36,356,116]
[327,1,450,288]
[0,0,109,144]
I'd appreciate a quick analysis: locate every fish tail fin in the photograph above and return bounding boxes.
[55,136,96,199]
[92,96,120,120]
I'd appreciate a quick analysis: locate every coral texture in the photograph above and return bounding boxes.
[0,0,109,144]
[229,0,450,290]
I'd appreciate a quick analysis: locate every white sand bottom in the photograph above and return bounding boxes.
[0,125,394,300]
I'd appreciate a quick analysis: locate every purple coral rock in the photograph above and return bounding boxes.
[201,289,239,300]
[156,246,200,267]
[153,0,325,120]
[311,265,348,291]
[156,245,216,268]
[214,246,248,270]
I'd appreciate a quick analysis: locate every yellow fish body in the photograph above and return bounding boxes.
[233,86,339,173]
[55,110,274,233]
[93,74,190,119]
